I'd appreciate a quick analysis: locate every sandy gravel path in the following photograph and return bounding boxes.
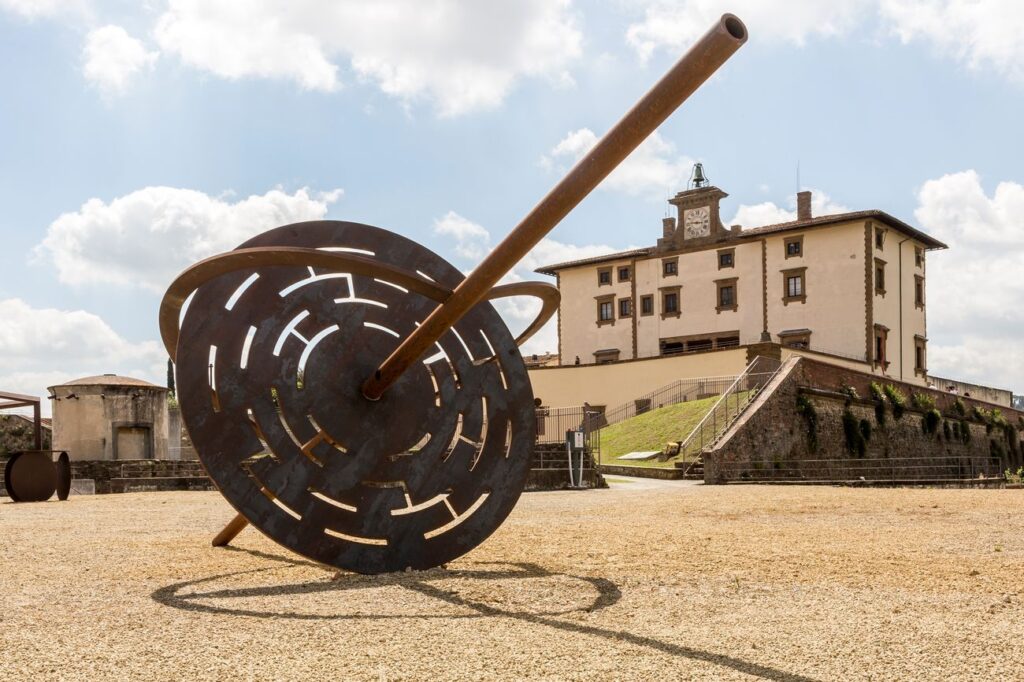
[1,484,1021,681]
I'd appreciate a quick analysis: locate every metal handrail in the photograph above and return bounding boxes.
[677,356,784,470]
[597,373,741,429]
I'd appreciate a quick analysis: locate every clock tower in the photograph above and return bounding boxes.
[657,185,729,252]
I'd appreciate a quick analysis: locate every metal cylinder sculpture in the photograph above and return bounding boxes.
[160,15,747,574]
[4,451,71,502]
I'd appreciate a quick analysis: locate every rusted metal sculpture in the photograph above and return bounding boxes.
[160,15,747,574]
[3,451,71,502]
[0,391,70,503]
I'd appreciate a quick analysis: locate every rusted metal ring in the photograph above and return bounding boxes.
[55,451,71,501]
[160,247,558,363]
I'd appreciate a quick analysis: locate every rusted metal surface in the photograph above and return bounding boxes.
[4,451,57,502]
[161,14,747,574]
[55,451,71,501]
[165,222,544,574]
[211,512,249,547]
[361,13,747,400]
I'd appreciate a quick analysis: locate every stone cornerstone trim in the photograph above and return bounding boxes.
[630,257,638,359]
[864,222,874,364]
[556,272,563,363]
[761,239,769,340]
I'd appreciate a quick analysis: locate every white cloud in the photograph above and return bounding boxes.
[0,298,166,413]
[82,25,158,95]
[542,128,694,199]
[626,1,1024,85]
[34,185,343,294]
[625,0,871,62]
[153,0,581,116]
[729,189,850,227]
[879,0,1024,83]
[433,211,490,259]
[911,170,1024,392]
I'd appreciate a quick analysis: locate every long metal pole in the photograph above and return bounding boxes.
[362,14,748,400]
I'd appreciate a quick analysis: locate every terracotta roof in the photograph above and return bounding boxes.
[535,210,946,276]
[49,375,166,390]
[738,210,947,249]
[534,248,652,276]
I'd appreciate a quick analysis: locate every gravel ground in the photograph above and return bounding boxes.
[1,482,1022,681]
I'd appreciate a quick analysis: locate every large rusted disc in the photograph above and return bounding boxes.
[175,221,535,574]
[5,451,57,502]
[55,452,71,501]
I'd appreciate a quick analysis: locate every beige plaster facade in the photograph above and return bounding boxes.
[49,375,170,461]
[528,347,748,409]
[538,186,945,393]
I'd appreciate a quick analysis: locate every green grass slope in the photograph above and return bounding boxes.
[597,395,722,468]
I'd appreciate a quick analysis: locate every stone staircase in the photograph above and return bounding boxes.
[674,458,704,479]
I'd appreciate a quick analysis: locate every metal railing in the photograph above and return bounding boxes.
[596,374,741,430]
[713,455,1005,484]
[677,356,784,471]
[535,405,601,449]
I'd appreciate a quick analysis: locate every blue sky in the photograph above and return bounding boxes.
[1,0,1022,408]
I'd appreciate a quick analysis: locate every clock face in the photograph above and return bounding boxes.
[683,206,711,239]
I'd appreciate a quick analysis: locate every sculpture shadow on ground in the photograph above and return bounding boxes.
[152,546,818,682]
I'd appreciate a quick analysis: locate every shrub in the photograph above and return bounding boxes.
[843,409,866,457]
[943,419,952,441]
[869,382,885,402]
[869,382,887,426]
[952,397,966,417]
[960,420,971,444]
[796,395,818,452]
[839,384,859,404]
[911,392,936,411]
[1006,467,1024,485]
[923,409,941,435]
[884,384,907,420]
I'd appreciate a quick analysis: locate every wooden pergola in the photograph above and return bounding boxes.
[0,390,42,451]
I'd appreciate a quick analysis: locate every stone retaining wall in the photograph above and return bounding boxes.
[69,460,210,494]
[5,446,604,496]
[598,464,687,480]
[705,358,1024,484]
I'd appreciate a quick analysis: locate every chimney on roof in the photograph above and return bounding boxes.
[797,191,812,221]
[662,216,676,238]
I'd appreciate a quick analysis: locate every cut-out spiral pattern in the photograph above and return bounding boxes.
[161,221,557,574]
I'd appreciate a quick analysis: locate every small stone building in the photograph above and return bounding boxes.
[49,375,169,461]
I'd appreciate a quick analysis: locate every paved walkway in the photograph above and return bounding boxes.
[602,474,703,491]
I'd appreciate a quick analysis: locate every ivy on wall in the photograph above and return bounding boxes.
[796,395,818,452]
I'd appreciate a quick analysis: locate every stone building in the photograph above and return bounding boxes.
[49,375,169,461]
[536,182,946,388]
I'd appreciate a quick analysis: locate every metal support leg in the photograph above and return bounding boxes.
[212,513,249,547]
